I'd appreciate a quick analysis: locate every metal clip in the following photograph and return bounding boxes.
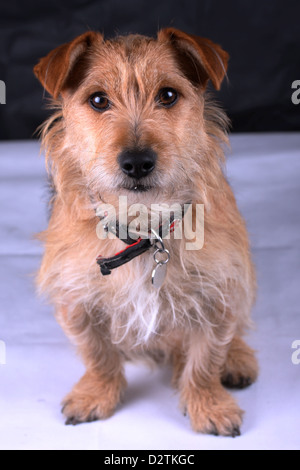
[151,229,170,289]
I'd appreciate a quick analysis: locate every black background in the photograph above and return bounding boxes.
[0,0,299,140]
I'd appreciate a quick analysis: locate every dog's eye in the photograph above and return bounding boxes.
[89,93,110,112]
[157,88,178,108]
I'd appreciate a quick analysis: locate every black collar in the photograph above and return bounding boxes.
[96,203,190,276]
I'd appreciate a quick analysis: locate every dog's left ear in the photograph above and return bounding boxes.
[34,31,101,99]
[158,28,229,90]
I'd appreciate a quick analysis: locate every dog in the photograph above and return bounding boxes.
[34,28,258,437]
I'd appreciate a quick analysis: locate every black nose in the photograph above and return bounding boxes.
[118,148,157,179]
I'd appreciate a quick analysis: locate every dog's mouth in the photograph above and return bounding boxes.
[119,183,153,193]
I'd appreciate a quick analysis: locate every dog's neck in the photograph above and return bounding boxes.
[95,200,191,282]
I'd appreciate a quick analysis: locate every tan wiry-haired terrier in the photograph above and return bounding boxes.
[34,28,258,437]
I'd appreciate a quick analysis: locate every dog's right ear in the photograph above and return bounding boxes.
[34,31,102,99]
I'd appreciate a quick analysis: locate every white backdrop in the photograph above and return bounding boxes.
[0,134,299,450]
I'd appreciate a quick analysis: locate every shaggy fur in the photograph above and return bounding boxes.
[34,28,258,436]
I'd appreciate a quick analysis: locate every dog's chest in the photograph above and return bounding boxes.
[97,252,171,343]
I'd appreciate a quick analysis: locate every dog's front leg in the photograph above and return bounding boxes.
[58,306,126,425]
[179,329,244,437]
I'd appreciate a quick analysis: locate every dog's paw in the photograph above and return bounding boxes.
[183,385,244,437]
[61,371,126,425]
[221,337,258,390]
[221,372,255,390]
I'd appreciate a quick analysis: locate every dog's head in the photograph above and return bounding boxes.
[34,29,229,207]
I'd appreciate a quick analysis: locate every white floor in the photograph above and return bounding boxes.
[0,134,299,450]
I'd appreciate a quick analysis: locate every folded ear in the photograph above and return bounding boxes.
[158,28,229,90]
[34,31,102,99]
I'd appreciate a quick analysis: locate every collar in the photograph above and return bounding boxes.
[96,202,191,277]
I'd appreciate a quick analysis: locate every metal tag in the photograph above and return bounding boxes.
[152,262,167,289]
